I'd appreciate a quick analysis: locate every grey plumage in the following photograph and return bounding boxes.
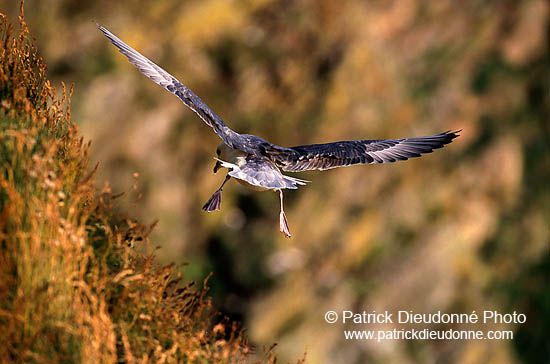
[97,25,240,148]
[216,156,309,190]
[270,131,459,172]
[97,24,460,237]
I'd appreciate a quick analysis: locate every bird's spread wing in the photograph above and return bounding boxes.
[97,24,242,148]
[267,130,460,172]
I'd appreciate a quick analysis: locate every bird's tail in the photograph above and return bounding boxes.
[281,175,309,189]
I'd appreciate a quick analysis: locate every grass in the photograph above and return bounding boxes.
[0,4,304,363]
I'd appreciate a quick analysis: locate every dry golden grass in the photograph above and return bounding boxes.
[0,4,305,363]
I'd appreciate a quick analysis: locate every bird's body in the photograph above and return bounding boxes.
[98,24,460,238]
[216,143,309,191]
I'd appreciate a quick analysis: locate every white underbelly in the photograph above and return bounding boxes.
[235,178,271,191]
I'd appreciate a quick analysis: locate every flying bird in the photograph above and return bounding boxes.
[97,24,460,238]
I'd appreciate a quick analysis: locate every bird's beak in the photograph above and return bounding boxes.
[213,160,222,173]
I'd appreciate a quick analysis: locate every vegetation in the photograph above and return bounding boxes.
[1,0,547,363]
[0,6,303,363]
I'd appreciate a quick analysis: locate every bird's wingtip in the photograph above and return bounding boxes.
[95,23,110,35]
[442,129,462,140]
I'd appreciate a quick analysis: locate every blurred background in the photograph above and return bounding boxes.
[3,0,548,362]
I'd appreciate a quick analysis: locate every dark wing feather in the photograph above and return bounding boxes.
[97,24,242,148]
[269,131,460,172]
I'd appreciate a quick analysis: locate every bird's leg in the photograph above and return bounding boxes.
[278,189,291,238]
[202,174,231,212]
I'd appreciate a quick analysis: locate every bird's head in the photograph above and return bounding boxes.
[213,144,246,173]
[213,146,222,173]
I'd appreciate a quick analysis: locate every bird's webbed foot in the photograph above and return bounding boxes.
[278,189,291,238]
[202,189,223,212]
[279,210,291,238]
[202,174,231,212]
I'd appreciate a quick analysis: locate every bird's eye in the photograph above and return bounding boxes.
[216,149,221,156]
